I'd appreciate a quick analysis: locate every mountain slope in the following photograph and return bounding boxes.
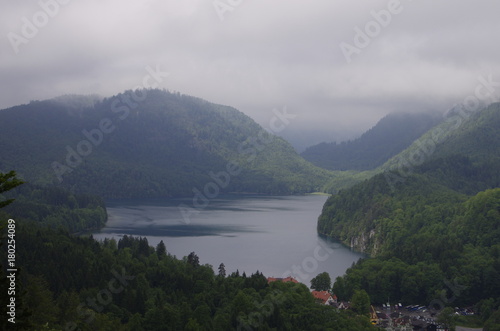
[0,89,331,198]
[319,102,500,253]
[317,102,500,308]
[302,112,442,171]
[323,104,500,193]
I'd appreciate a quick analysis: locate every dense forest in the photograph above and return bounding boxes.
[317,103,500,329]
[320,103,500,194]
[0,182,375,330]
[2,183,107,233]
[302,112,442,171]
[0,90,331,199]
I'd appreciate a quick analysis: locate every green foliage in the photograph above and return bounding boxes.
[484,309,500,331]
[328,187,500,306]
[155,240,167,258]
[0,170,372,329]
[324,102,500,194]
[310,272,332,291]
[24,275,60,327]
[351,290,371,316]
[0,171,24,208]
[380,102,500,175]
[323,169,378,194]
[187,252,200,268]
[218,263,226,278]
[302,112,442,171]
[0,89,332,198]
[320,103,500,318]
[437,307,457,330]
[2,183,107,233]
[0,171,31,330]
[1,220,375,330]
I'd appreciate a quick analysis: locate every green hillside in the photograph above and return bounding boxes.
[0,89,331,198]
[317,103,500,320]
[381,103,500,173]
[323,103,500,193]
[1,183,107,233]
[302,112,442,171]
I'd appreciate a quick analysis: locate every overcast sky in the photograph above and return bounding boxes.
[2,0,500,150]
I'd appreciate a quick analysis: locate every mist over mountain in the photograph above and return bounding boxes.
[317,102,500,310]
[3,1,500,329]
[321,102,500,239]
[301,112,443,171]
[0,89,331,198]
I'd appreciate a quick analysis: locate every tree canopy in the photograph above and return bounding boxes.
[310,272,332,291]
[0,171,24,208]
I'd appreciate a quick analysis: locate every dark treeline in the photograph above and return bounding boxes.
[320,177,500,329]
[317,103,500,329]
[0,171,375,330]
[2,183,107,233]
[0,221,375,330]
[321,174,500,305]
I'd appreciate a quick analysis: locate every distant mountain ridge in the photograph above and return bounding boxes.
[317,102,500,309]
[0,89,331,198]
[319,102,500,252]
[301,112,443,171]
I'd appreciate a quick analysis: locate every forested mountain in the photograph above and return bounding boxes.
[317,103,500,324]
[322,103,499,193]
[0,89,331,198]
[302,112,442,171]
[1,183,107,233]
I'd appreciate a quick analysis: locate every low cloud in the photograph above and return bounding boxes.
[2,0,500,148]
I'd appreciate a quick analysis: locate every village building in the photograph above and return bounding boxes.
[311,291,337,305]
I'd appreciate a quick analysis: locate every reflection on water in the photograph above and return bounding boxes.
[102,224,261,237]
[93,195,365,285]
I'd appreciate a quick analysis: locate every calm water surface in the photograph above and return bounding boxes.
[93,195,364,285]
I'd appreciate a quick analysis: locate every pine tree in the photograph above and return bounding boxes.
[218,263,226,277]
[156,240,167,258]
[0,171,31,329]
[0,171,24,208]
[187,252,200,267]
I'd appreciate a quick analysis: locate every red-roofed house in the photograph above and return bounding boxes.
[311,291,336,305]
[267,277,299,284]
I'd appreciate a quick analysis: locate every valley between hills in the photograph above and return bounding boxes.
[1,91,499,330]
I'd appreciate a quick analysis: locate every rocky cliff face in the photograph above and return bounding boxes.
[346,229,382,256]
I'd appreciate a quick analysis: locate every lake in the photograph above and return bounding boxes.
[92,194,364,286]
